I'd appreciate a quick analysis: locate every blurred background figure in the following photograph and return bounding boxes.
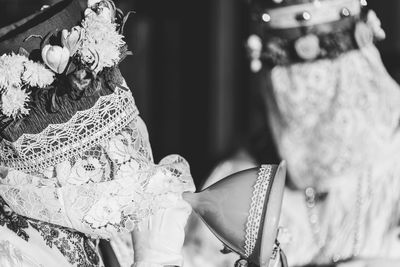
[185,1,400,267]
[2,0,400,266]
[247,0,400,266]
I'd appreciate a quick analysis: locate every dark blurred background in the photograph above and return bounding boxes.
[1,0,400,187]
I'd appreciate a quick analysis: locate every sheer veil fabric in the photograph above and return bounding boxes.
[267,45,400,265]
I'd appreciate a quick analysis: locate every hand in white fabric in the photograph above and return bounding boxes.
[132,197,192,267]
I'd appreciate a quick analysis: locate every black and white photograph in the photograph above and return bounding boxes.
[0,0,400,266]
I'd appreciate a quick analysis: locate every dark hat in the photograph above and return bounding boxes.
[0,0,82,56]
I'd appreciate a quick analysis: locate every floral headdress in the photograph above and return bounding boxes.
[247,0,385,71]
[0,0,132,120]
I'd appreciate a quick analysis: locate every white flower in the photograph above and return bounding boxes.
[85,198,122,228]
[1,86,30,119]
[0,53,55,120]
[61,26,84,55]
[78,14,125,73]
[97,0,116,22]
[68,158,104,185]
[96,5,114,21]
[0,53,27,89]
[41,45,70,74]
[107,133,135,163]
[22,60,54,88]
[56,157,103,185]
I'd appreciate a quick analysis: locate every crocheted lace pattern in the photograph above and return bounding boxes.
[244,164,272,257]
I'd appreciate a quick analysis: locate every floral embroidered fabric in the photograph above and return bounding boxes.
[0,197,102,266]
[0,197,30,241]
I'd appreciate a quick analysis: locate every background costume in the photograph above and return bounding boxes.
[184,0,400,266]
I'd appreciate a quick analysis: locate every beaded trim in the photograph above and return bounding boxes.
[247,1,386,68]
[0,86,138,174]
[244,164,272,257]
[252,0,361,29]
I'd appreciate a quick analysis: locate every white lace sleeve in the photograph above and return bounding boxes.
[0,117,195,239]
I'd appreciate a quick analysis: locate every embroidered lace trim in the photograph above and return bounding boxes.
[244,165,272,257]
[0,86,138,174]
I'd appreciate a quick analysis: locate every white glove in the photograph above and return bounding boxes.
[132,197,192,267]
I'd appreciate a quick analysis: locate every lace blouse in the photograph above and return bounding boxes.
[0,82,195,265]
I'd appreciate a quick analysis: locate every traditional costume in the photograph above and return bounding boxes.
[0,1,194,266]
